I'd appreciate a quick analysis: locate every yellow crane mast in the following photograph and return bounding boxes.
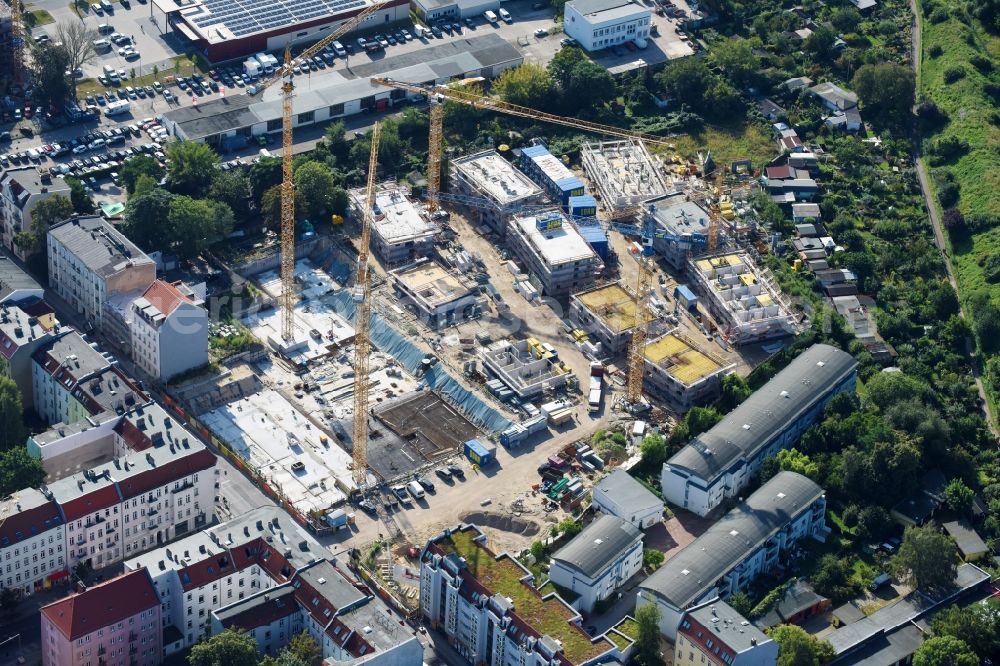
[249,0,395,343]
[426,99,444,211]
[626,252,653,406]
[351,121,380,486]
[11,0,25,83]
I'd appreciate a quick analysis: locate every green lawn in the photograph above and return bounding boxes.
[25,9,55,26]
[440,529,613,663]
[663,123,776,167]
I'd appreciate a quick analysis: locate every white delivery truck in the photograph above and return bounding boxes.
[243,59,261,78]
[105,99,130,116]
[484,10,498,23]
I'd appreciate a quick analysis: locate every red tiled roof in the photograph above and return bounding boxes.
[766,165,793,180]
[116,448,216,500]
[219,589,299,631]
[0,497,61,545]
[114,416,153,451]
[178,550,237,592]
[59,484,121,522]
[41,569,158,641]
[141,280,191,317]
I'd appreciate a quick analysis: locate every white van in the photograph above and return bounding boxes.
[332,40,346,56]
[484,9,498,23]
[105,99,130,116]
[406,480,425,500]
[498,7,512,22]
[93,38,111,51]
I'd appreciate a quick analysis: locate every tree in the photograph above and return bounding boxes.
[852,63,916,127]
[710,37,759,87]
[685,406,722,438]
[913,636,980,666]
[891,525,959,593]
[560,59,616,113]
[18,195,74,256]
[55,20,96,99]
[805,26,837,60]
[640,433,668,468]
[530,540,546,560]
[0,448,46,497]
[323,120,350,161]
[658,58,714,106]
[547,46,587,91]
[32,44,71,110]
[557,518,582,537]
[728,591,752,617]
[864,371,927,410]
[0,376,27,450]
[931,602,1000,660]
[123,188,175,250]
[0,587,19,613]
[259,654,309,666]
[294,161,343,220]
[134,175,157,198]
[63,177,94,214]
[634,603,664,666]
[643,549,665,571]
[811,554,858,601]
[249,156,283,200]
[493,63,556,108]
[830,7,862,31]
[120,154,165,194]
[944,478,975,515]
[286,631,322,666]
[209,171,253,224]
[167,196,234,259]
[857,505,894,541]
[260,184,283,228]
[165,141,219,196]
[187,628,258,666]
[767,625,835,666]
[718,374,751,412]
[776,448,819,480]
[349,120,405,174]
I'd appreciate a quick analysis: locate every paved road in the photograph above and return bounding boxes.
[907,0,998,439]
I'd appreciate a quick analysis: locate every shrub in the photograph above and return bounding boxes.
[943,208,966,230]
[929,6,949,22]
[970,54,993,73]
[938,182,961,207]
[928,135,970,164]
[916,98,948,126]
[943,66,966,83]
[928,44,943,57]
[966,214,1000,232]
[842,504,860,528]
[984,255,1000,284]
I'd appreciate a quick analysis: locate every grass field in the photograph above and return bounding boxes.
[25,9,55,27]
[656,122,776,166]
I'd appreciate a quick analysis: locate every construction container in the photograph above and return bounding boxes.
[464,439,496,466]
[548,408,574,426]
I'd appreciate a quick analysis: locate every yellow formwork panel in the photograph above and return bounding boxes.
[644,334,723,386]
[576,283,653,333]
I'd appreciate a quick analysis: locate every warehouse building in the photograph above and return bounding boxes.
[480,339,571,399]
[580,139,668,210]
[688,252,797,345]
[563,0,652,52]
[661,343,857,516]
[592,469,664,529]
[391,259,477,328]
[638,471,827,639]
[518,144,586,206]
[161,34,523,147]
[507,211,603,298]
[451,150,545,234]
[411,0,500,21]
[568,282,653,355]
[349,184,438,266]
[152,0,409,62]
[642,331,734,412]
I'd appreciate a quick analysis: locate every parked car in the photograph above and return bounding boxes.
[534,28,548,37]
[415,475,435,492]
[448,464,465,478]
[435,467,453,481]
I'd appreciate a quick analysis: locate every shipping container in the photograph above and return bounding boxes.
[464,439,496,466]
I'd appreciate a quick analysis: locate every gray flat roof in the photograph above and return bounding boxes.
[48,216,153,279]
[0,256,42,300]
[568,0,641,14]
[942,521,988,557]
[686,601,770,654]
[297,559,367,611]
[666,344,857,483]
[166,34,522,141]
[34,330,112,382]
[551,514,641,578]
[647,194,711,237]
[214,582,298,625]
[594,470,663,513]
[640,472,823,609]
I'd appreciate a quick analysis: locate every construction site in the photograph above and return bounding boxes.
[390,260,477,329]
[507,211,604,298]
[643,331,736,411]
[568,282,659,356]
[581,139,670,210]
[450,150,546,234]
[348,184,439,266]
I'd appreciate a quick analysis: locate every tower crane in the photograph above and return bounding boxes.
[11,0,25,83]
[351,121,380,487]
[248,0,395,342]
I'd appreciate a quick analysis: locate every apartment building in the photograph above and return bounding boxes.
[643,332,735,413]
[0,300,64,409]
[563,0,652,52]
[675,602,778,666]
[391,260,477,329]
[450,150,545,234]
[0,488,67,597]
[0,167,71,258]
[45,437,217,572]
[661,343,856,516]
[125,507,423,662]
[548,514,643,613]
[40,568,163,666]
[507,211,602,298]
[639,472,827,639]
[420,524,622,666]
[568,282,652,355]
[31,330,145,426]
[349,185,438,266]
[47,216,156,328]
[129,280,209,381]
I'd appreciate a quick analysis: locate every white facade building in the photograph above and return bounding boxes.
[129,280,209,381]
[591,469,664,529]
[563,0,652,52]
[47,216,156,328]
[0,167,70,259]
[507,211,603,297]
[548,514,643,613]
[0,488,67,597]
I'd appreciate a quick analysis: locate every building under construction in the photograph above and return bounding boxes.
[568,282,656,355]
[480,339,572,400]
[391,259,477,329]
[581,139,669,210]
[507,211,603,298]
[643,332,734,412]
[644,193,713,271]
[450,150,545,234]
[349,184,438,266]
[689,253,797,345]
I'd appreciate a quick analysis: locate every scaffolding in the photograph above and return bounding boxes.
[581,139,669,210]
